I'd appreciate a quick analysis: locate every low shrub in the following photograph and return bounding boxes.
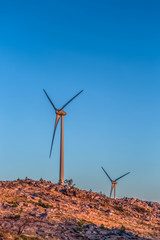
[20,235,40,240]
[9,214,20,219]
[114,206,124,212]
[64,179,75,188]
[11,201,19,208]
[135,205,146,213]
[120,225,126,233]
[39,178,43,183]
[100,224,105,229]
[38,199,52,208]
[77,219,86,232]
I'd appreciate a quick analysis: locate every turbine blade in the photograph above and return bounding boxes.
[59,90,83,111]
[43,89,57,111]
[115,172,130,181]
[49,114,61,158]
[101,167,112,182]
[110,184,114,198]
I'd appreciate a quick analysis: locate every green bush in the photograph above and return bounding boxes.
[9,215,20,219]
[100,224,105,229]
[64,179,75,187]
[39,178,43,183]
[114,206,124,212]
[38,199,52,208]
[77,219,86,232]
[135,205,146,213]
[120,225,126,233]
[11,201,19,208]
[20,235,40,240]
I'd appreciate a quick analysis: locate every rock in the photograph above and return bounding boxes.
[105,209,112,215]
[0,179,158,239]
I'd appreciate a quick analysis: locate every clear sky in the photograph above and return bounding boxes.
[0,1,160,202]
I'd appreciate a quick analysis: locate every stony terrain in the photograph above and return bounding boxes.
[0,179,159,240]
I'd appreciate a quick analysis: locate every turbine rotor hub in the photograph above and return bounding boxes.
[56,110,67,116]
[112,181,117,184]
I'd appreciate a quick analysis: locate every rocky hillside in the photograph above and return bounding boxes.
[0,179,159,240]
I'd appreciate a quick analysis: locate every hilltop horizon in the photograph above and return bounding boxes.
[0,177,158,204]
[0,178,159,239]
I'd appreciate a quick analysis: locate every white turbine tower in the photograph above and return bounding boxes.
[101,166,130,199]
[43,89,83,185]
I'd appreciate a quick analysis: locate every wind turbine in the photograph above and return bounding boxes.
[43,89,83,185]
[101,166,130,200]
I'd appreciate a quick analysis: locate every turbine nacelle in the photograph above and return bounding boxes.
[56,110,67,116]
[112,181,117,184]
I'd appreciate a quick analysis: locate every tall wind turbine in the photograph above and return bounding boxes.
[43,89,83,185]
[101,166,130,200]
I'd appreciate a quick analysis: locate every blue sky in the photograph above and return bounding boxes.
[0,1,160,202]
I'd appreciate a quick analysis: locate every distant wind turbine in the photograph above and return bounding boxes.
[43,89,83,185]
[101,166,130,199]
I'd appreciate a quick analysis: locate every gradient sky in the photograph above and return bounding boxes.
[0,1,160,202]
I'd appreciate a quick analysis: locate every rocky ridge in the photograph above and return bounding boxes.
[0,179,159,240]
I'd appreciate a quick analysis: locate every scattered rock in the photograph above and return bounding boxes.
[0,179,158,240]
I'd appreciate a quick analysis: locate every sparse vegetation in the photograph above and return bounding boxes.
[105,199,109,203]
[114,205,124,212]
[33,193,39,197]
[101,199,109,207]
[120,225,126,233]
[0,179,158,239]
[39,178,43,183]
[38,199,52,208]
[146,208,151,214]
[135,205,146,213]
[9,214,20,219]
[77,219,86,232]
[19,179,24,183]
[11,201,19,208]
[20,235,40,240]
[64,179,75,187]
[100,224,105,229]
